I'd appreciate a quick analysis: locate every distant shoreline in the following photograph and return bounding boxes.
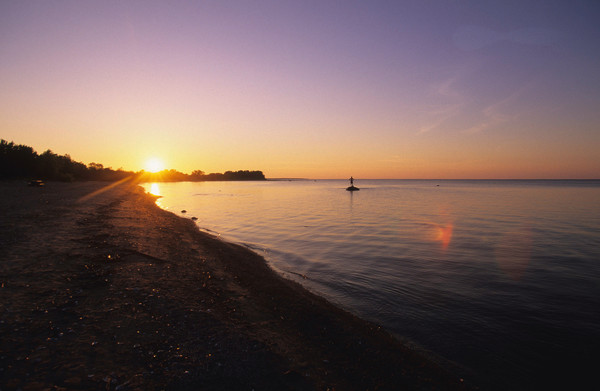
[263,178,600,181]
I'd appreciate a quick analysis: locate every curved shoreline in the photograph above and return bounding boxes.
[0,181,474,390]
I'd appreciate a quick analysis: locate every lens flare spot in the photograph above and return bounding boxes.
[433,223,454,250]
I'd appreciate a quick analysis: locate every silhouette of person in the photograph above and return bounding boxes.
[350,176,354,186]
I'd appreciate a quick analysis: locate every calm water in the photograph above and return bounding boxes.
[142,180,600,390]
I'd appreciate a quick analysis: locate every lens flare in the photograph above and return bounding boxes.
[432,222,453,250]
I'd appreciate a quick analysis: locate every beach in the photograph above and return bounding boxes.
[0,180,471,390]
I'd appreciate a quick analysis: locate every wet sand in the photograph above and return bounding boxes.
[0,180,473,390]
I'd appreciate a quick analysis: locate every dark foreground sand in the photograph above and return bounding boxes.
[0,180,474,390]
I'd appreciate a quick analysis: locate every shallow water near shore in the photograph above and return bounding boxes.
[143,179,600,390]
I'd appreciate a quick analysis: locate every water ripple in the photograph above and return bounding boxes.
[144,180,600,390]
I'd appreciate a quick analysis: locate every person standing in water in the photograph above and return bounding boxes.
[350,176,354,186]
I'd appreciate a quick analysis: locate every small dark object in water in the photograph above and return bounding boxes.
[346,176,359,191]
[28,180,45,187]
[181,210,187,213]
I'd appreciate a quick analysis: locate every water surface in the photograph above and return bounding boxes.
[143,180,600,390]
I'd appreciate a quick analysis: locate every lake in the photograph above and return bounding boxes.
[142,179,600,390]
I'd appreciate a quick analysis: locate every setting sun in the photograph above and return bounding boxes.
[145,158,165,173]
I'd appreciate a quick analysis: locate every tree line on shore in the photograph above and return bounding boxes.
[0,139,265,182]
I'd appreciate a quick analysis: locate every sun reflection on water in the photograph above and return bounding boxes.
[149,182,161,196]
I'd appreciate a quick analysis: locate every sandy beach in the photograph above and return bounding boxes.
[0,180,472,390]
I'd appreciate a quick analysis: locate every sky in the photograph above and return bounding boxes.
[1,0,599,179]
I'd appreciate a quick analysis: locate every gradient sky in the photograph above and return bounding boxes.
[1,1,599,178]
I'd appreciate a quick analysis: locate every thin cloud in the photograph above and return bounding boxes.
[462,80,537,134]
[417,76,465,134]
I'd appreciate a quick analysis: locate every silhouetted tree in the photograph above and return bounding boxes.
[0,140,38,178]
[191,170,205,179]
[1,139,266,182]
[0,139,135,181]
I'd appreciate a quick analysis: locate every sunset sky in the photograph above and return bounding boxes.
[1,1,599,179]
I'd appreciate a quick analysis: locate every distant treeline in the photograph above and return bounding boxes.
[145,169,266,182]
[0,139,265,182]
[0,139,132,181]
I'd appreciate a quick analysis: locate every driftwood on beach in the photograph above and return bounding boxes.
[0,181,471,390]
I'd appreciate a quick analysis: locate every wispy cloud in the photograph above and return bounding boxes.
[418,54,547,136]
[417,76,465,134]
[462,80,536,134]
[380,154,404,164]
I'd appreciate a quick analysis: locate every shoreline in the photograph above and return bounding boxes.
[0,180,473,390]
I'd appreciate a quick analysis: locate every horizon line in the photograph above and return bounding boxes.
[267,178,600,181]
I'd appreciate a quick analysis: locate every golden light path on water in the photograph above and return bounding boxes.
[149,183,161,197]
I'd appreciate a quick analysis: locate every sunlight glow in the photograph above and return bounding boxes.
[145,158,165,173]
[77,176,134,203]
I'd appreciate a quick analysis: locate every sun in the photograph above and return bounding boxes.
[145,157,165,173]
